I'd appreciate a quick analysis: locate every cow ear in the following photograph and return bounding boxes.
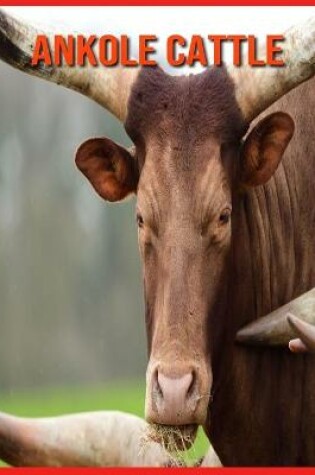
[240,112,294,187]
[75,138,138,202]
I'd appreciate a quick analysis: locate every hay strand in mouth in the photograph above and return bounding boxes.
[140,423,199,466]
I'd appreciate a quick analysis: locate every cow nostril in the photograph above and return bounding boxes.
[157,384,163,397]
[156,370,166,400]
[155,371,163,398]
[187,370,196,397]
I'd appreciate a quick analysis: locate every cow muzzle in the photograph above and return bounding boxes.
[145,360,211,427]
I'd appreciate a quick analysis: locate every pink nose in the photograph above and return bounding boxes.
[152,369,198,425]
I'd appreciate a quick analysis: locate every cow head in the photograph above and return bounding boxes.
[75,67,294,431]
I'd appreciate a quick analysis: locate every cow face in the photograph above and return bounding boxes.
[76,67,294,432]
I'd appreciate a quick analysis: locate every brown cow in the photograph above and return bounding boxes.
[1,10,315,466]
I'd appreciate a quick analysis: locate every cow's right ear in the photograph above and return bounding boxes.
[240,112,294,187]
[75,138,138,202]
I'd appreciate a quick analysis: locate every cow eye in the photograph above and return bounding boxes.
[219,208,231,225]
[136,213,144,228]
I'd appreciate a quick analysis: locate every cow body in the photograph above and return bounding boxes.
[209,77,315,465]
[123,68,315,465]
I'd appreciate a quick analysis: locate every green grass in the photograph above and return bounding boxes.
[0,380,209,466]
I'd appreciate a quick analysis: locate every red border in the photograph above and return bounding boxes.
[0,1,314,473]
[1,0,315,5]
[1,469,315,473]
[1,470,315,474]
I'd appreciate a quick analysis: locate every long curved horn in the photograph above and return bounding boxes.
[0,411,170,466]
[236,288,315,346]
[0,9,139,121]
[229,17,315,123]
[288,314,315,353]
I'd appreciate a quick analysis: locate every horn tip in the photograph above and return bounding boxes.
[235,327,265,345]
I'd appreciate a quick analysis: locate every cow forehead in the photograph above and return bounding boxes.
[138,136,224,185]
[128,67,242,221]
[125,66,247,153]
[137,145,231,228]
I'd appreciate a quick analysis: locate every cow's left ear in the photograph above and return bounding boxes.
[240,112,294,187]
[75,138,138,202]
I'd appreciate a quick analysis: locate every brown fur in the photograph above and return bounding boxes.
[126,68,315,465]
[125,66,247,171]
[209,78,315,466]
[79,66,315,465]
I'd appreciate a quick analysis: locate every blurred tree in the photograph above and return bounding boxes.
[0,62,146,392]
